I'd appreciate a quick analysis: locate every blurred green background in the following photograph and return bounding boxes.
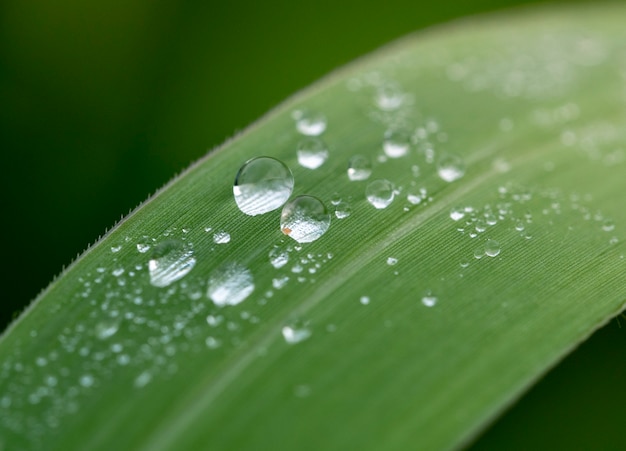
[0,0,623,449]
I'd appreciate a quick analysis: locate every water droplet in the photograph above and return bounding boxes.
[205,337,221,349]
[334,202,352,219]
[383,129,410,158]
[206,314,223,327]
[136,243,151,253]
[437,154,466,182]
[474,248,484,259]
[95,318,121,340]
[233,157,294,216]
[272,275,289,289]
[134,371,152,388]
[207,263,255,307]
[374,82,405,111]
[282,324,312,344]
[387,257,398,266]
[297,137,329,169]
[602,219,615,232]
[360,296,370,305]
[421,293,437,307]
[280,196,331,243]
[79,374,95,388]
[293,109,327,136]
[294,384,312,398]
[269,247,289,269]
[111,245,122,253]
[148,240,196,288]
[450,207,465,221]
[347,155,372,181]
[407,187,426,205]
[366,179,395,209]
[213,231,231,244]
[485,239,501,257]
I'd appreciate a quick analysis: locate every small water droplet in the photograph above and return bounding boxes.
[474,248,484,259]
[437,154,466,182]
[406,186,426,205]
[387,257,398,266]
[79,374,95,388]
[383,129,410,158]
[213,231,231,244]
[297,137,329,169]
[334,202,352,219]
[450,207,465,221]
[360,296,370,305]
[111,245,122,253]
[485,239,501,257]
[233,157,294,216]
[374,82,405,111]
[282,324,312,344]
[602,219,615,232]
[293,109,327,136]
[136,243,151,253]
[112,268,125,277]
[205,337,221,349]
[421,293,437,307]
[347,155,372,181]
[366,179,395,209]
[272,275,290,289]
[280,196,331,243]
[95,318,121,340]
[206,314,223,327]
[148,240,196,288]
[207,263,255,307]
[134,371,152,388]
[269,247,289,269]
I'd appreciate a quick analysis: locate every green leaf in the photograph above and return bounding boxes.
[2,4,626,450]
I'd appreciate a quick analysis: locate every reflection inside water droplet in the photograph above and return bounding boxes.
[233,157,294,216]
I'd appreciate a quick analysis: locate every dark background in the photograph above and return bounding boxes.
[1,0,624,449]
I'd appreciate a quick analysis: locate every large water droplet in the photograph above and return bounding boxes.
[366,179,395,209]
[383,129,410,158]
[297,138,329,169]
[207,263,255,307]
[148,240,196,288]
[233,157,294,216]
[281,196,331,243]
[347,155,372,181]
[293,109,327,136]
[437,154,466,182]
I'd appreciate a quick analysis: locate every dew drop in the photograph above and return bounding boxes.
[110,245,122,253]
[213,231,231,244]
[79,374,95,388]
[269,247,289,269]
[205,337,221,349]
[95,318,121,340]
[207,263,255,307]
[366,179,395,209]
[334,202,352,219]
[136,243,151,253]
[297,137,329,169]
[450,207,465,221]
[485,239,501,257]
[134,371,152,388]
[347,155,372,181]
[387,257,398,266]
[421,293,438,307]
[280,196,331,243]
[148,240,196,288]
[374,82,405,111]
[360,296,370,305]
[437,154,466,182]
[293,109,327,136]
[282,324,312,344]
[383,129,410,158]
[233,157,294,216]
[602,219,615,232]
